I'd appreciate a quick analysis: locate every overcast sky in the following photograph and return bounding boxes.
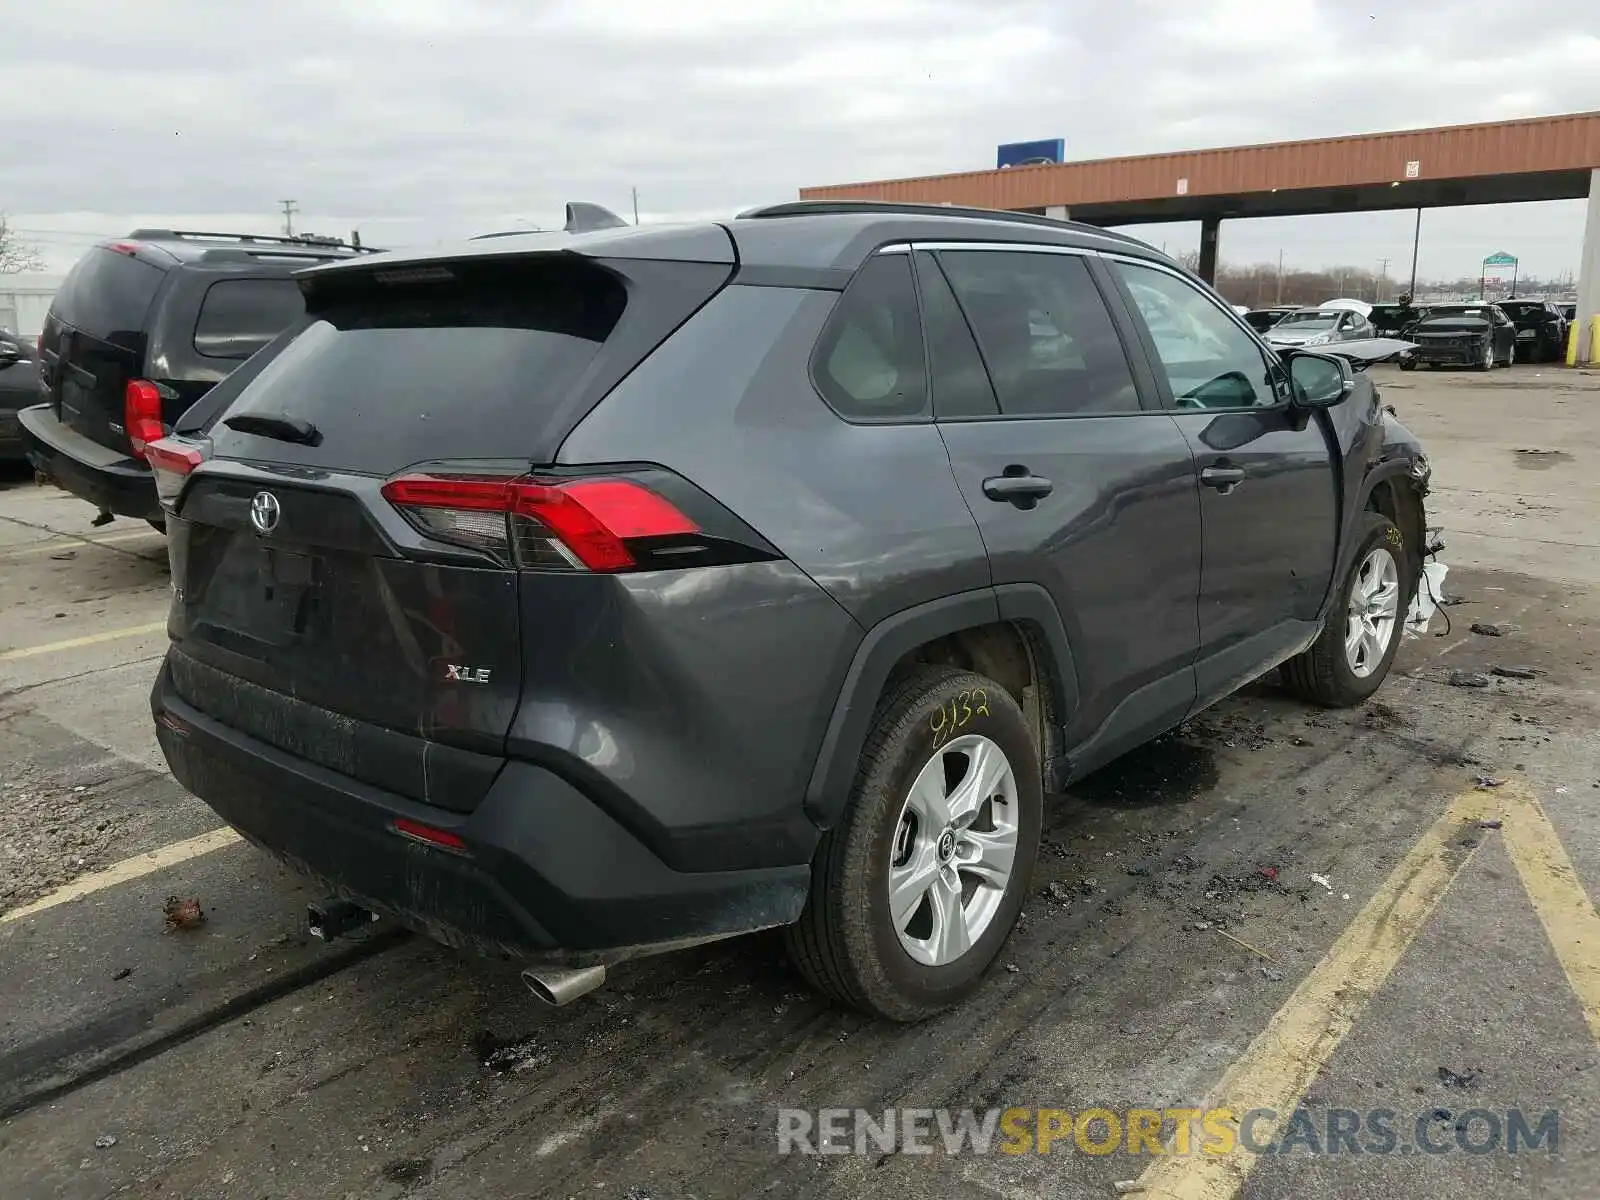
[2,0,1596,280]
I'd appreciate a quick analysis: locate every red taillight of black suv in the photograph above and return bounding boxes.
[124,379,166,461]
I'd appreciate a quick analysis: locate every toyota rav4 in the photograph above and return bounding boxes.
[146,201,1433,1021]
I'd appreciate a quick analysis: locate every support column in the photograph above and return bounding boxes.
[1198,215,1222,285]
[1575,168,1600,365]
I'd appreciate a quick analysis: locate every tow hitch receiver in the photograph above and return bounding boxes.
[308,898,378,942]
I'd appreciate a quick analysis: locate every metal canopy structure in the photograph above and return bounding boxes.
[801,112,1600,360]
[801,112,1600,225]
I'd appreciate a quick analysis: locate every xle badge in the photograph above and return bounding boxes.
[445,665,492,684]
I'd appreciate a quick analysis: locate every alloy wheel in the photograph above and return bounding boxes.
[1345,547,1400,678]
[887,734,1018,967]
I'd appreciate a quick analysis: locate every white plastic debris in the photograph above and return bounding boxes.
[1310,874,1334,892]
[1405,561,1449,638]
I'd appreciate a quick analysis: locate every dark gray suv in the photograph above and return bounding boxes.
[145,202,1432,1021]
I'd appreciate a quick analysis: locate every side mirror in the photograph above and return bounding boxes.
[1286,351,1353,409]
[0,345,20,369]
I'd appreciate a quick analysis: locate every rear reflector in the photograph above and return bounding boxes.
[392,817,468,852]
[144,434,210,510]
[380,472,699,572]
[125,379,165,461]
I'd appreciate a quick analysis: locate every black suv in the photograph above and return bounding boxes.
[18,230,373,527]
[1496,298,1569,363]
[1,331,39,460]
[145,202,1433,1021]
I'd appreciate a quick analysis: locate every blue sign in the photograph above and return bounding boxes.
[997,139,1065,169]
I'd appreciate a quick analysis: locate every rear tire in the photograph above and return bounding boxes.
[1282,512,1410,708]
[1398,359,1417,372]
[786,666,1042,1022]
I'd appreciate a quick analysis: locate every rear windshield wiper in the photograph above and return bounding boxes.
[223,412,323,446]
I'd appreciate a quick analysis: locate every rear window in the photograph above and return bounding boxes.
[210,257,627,472]
[193,279,306,360]
[49,247,166,347]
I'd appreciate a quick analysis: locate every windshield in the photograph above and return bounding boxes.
[1274,311,1338,330]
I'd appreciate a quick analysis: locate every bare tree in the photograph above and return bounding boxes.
[0,216,45,273]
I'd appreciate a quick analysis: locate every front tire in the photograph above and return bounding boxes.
[1398,358,1417,372]
[1282,512,1410,708]
[786,666,1042,1021]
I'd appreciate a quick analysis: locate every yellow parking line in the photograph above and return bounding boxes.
[1501,785,1600,1043]
[1133,785,1497,1200]
[0,621,167,662]
[0,827,243,924]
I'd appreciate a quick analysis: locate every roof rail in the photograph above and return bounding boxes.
[195,246,372,264]
[736,200,1107,232]
[125,228,374,252]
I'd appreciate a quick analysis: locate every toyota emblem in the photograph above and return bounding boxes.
[249,490,281,535]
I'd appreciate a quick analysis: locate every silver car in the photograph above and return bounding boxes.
[1265,308,1376,348]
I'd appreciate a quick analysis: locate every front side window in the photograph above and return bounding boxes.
[1114,262,1279,410]
[937,250,1140,417]
[812,254,927,421]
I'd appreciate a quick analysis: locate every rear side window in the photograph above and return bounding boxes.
[938,250,1140,417]
[49,247,166,347]
[812,254,927,421]
[211,257,626,472]
[193,279,306,360]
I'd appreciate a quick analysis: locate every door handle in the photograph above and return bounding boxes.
[1200,465,1246,494]
[982,468,1054,509]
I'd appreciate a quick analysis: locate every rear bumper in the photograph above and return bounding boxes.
[151,660,810,966]
[16,403,162,520]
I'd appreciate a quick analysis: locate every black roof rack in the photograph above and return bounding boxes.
[735,199,1132,239]
[126,229,374,253]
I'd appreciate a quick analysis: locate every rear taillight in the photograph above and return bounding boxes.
[124,379,165,460]
[380,471,699,572]
[144,434,210,511]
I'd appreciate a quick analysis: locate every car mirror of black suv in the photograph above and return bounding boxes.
[1285,351,1354,409]
[0,342,21,368]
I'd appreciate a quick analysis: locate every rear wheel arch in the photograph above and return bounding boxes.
[804,588,1078,829]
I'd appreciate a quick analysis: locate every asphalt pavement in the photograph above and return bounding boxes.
[1,365,1597,1200]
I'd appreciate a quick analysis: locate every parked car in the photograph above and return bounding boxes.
[1396,303,1517,370]
[145,201,1432,1022]
[1242,306,1299,334]
[1496,299,1569,363]
[1368,302,1432,338]
[1264,307,1376,347]
[0,331,39,461]
[18,230,374,529]
[1560,302,1577,324]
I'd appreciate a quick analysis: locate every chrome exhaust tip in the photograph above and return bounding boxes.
[520,964,606,1006]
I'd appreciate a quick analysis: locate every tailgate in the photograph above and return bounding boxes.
[166,468,521,808]
[161,246,734,810]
